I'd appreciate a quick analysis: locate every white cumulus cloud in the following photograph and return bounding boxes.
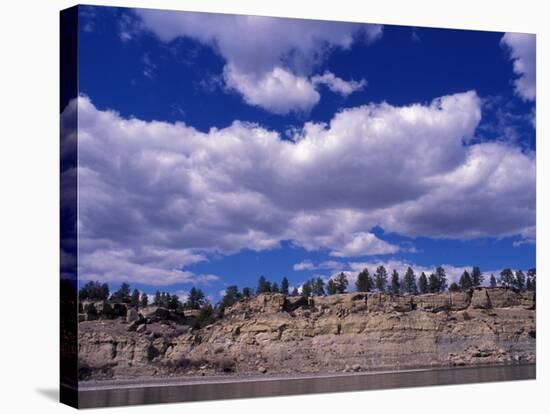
[134,10,381,113]
[223,65,320,114]
[501,32,536,101]
[66,90,535,286]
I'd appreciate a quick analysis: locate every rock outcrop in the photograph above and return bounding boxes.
[78,287,536,381]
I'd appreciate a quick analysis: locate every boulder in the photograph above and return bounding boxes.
[126,308,140,323]
[95,301,114,318]
[127,321,139,332]
[142,306,171,322]
[83,302,98,321]
[284,296,308,311]
[111,303,128,318]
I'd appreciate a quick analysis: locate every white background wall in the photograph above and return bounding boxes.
[0,0,547,412]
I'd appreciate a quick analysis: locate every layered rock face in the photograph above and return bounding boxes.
[78,288,536,381]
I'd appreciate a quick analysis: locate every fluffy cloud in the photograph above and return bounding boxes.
[223,65,320,114]
[311,71,367,96]
[330,232,399,257]
[501,33,536,101]
[69,90,535,285]
[134,10,381,113]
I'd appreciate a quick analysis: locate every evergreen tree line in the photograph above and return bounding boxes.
[78,281,209,311]
[78,267,536,315]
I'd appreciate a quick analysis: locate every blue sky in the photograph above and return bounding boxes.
[72,5,536,301]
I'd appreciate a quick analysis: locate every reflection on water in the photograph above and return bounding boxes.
[78,364,535,408]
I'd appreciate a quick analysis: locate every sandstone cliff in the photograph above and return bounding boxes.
[78,287,535,381]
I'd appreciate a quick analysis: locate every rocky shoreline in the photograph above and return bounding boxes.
[78,287,536,381]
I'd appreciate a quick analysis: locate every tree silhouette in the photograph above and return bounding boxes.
[140,292,148,308]
[312,277,325,296]
[390,270,400,295]
[471,267,483,287]
[418,272,428,294]
[374,266,388,293]
[459,271,472,290]
[449,282,460,292]
[186,287,206,310]
[327,279,337,295]
[489,274,497,288]
[515,270,525,290]
[281,277,290,295]
[112,282,131,303]
[334,272,349,294]
[302,280,312,298]
[500,268,515,287]
[256,275,271,295]
[355,268,372,292]
[402,267,418,294]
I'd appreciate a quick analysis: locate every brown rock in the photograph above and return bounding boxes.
[126,308,141,323]
[470,288,491,309]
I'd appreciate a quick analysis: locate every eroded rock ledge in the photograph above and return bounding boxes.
[78,287,536,381]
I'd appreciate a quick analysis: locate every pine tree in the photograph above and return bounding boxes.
[527,268,536,292]
[242,287,252,298]
[221,285,240,309]
[112,282,131,303]
[390,270,400,295]
[471,266,483,287]
[140,292,149,308]
[435,266,447,292]
[374,266,388,293]
[130,288,140,308]
[291,287,299,296]
[186,287,205,310]
[281,277,290,295]
[402,267,418,294]
[256,275,271,295]
[312,277,325,296]
[459,270,472,290]
[428,273,439,293]
[449,282,460,292]
[418,272,428,294]
[153,290,161,306]
[334,272,349,294]
[160,292,168,307]
[500,268,515,287]
[355,268,372,292]
[167,294,181,310]
[302,280,312,298]
[327,279,337,295]
[515,270,525,290]
[79,281,110,301]
[271,282,280,293]
[489,274,497,288]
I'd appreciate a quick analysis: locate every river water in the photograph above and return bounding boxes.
[77,364,535,408]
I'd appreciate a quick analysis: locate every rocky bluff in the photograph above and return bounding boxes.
[78,287,535,381]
